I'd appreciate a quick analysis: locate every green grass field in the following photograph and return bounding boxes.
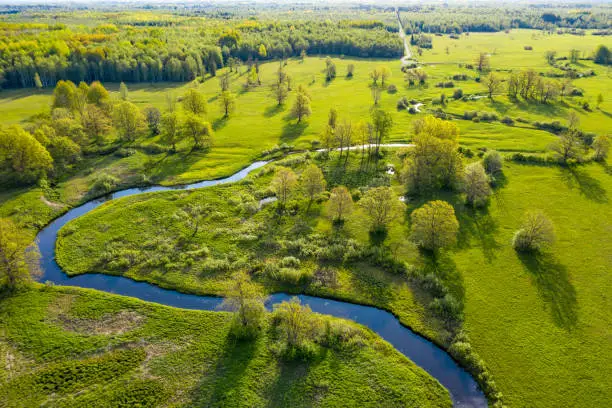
[0,285,450,407]
[2,28,612,407]
[56,151,612,407]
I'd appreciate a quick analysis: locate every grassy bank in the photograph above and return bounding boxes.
[0,284,451,408]
[56,151,612,407]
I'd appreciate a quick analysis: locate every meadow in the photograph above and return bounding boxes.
[0,284,450,407]
[1,25,612,408]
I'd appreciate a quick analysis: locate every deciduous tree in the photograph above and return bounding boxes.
[0,218,41,288]
[222,272,266,338]
[410,200,459,251]
[512,210,555,252]
[359,187,402,232]
[0,125,53,184]
[160,112,182,151]
[182,88,207,115]
[182,114,213,150]
[463,162,492,207]
[113,101,146,142]
[219,91,236,117]
[327,186,353,222]
[272,167,298,211]
[291,87,312,123]
[300,164,326,209]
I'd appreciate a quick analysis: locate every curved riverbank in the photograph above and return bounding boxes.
[36,154,487,407]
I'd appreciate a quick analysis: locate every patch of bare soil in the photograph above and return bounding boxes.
[40,195,66,210]
[58,310,145,336]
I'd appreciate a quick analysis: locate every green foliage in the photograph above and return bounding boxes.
[0,286,451,408]
[512,210,555,252]
[410,200,459,252]
[90,173,119,196]
[0,125,53,185]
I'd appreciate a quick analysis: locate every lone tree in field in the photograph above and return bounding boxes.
[463,162,492,207]
[182,114,213,150]
[271,66,290,105]
[327,186,353,223]
[113,101,146,142]
[549,129,581,163]
[292,87,312,123]
[272,167,298,211]
[160,112,182,151]
[346,64,355,78]
[592,135,610,160]
[222,272,266,338]
[219,91,236,117]
[273,297,314,348]
[512,210,555,252]
[410,200,459,252]
[219,71,231,92]
[359,187,403,232]
[182,88,207,116]
[173,203,210,240]
[0,218,41,288]
[325,57,336,81]
[379,66,392,87]
[370,109,393,156]
[143,106,161,136]
[483,150,503,174]
[483,72,503,99]
[476,52,490,72]
[300,164,326,210]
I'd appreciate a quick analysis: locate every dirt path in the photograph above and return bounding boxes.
[40,195,65,210]
[396,8,413,64]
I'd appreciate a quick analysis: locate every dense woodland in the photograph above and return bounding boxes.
[0,3,610,89]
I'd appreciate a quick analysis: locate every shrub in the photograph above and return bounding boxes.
[501,116,514,126]
[396,96,409,110]
[387,84,398,93]
[452,74,468,81]
[90,173,119,195]
[533,120,566,133]
[279,256,301,268]
[429,294,463,323]
[408,106,417,114]
[463,110,478,120]
[524,45,533,50]
[479,111,498,122]
[453,88,463,99]
[483,150,503,174]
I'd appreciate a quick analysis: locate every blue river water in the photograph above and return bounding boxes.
[36,160,486,407]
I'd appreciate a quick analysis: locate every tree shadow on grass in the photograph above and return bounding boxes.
[280,121,308,144]
[264,104,285,118]
[517,251,578,331]
[557,166,608,203]
[190,333,260,406]
[212,116,229,131]
[421,252,465,305]
[265,358,315,407]
[146,149,208,183]
[456,206,502,263]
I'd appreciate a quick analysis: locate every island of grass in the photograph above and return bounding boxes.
[0,284,451,407]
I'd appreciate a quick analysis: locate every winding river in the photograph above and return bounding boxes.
[36,156,487,408]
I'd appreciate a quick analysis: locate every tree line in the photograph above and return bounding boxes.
[0,18,402,90]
